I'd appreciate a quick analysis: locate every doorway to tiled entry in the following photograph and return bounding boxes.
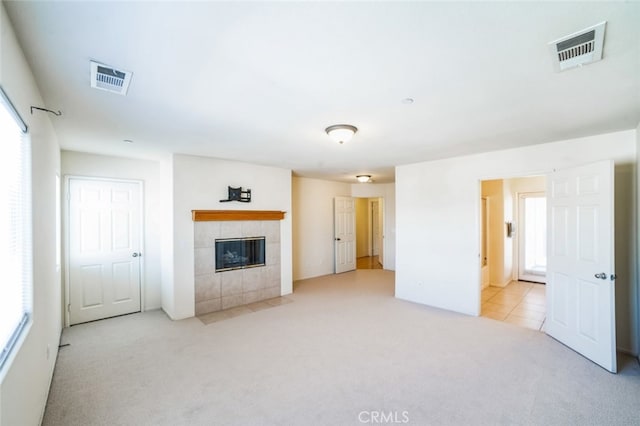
[357,255,383,270]
[481,281,546,331]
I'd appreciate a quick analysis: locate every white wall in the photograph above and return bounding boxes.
[61,151,162,311]
[167,154,292,320]
[396,130,638,355]
[502,179,513,283]
[159,156,175,318]
[292,178,397,281]
[292,177,350,280]
[0,4,61,425]
[507,176,546,194]
[637,122,640,359]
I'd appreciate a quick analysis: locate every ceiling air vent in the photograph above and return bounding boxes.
[548,21,606,72]
[90,61,133,95]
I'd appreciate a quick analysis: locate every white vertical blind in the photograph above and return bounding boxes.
[0,87,32,372]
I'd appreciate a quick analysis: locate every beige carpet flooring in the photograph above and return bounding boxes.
[43,270,640,425]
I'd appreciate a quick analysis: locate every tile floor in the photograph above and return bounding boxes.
[197,296,293,325]
[481,281,546,331]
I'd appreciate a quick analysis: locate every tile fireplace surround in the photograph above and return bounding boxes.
[193,210,285,316]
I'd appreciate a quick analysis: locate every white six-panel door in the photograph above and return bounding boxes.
[334,196,356,274]
[546,161,616,373]
[68,178,142,325]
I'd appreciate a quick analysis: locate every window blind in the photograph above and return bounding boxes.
[0,86,32,373]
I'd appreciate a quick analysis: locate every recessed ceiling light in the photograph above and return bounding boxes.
[123,139,134,144]
[402,98,414,104]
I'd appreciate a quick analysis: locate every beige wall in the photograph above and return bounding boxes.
[355,198,369,257]
[292,177,350,280]
[0,4,62,425]
[481,180,510,287]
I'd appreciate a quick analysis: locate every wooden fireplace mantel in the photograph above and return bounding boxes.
[192,210,286,222]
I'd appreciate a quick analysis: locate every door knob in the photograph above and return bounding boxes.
[335,238,341,241]
[594,272,607,280]
[132,252,141,257]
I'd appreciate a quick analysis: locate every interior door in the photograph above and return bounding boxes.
[377,198,384,267]
[334,196,356,273]
[546,160,616,373]
[518,192,547,283]
[69,178,142,325]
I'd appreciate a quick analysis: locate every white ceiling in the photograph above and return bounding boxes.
[5,1,640,183]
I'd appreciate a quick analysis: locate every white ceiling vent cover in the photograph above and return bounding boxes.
[549,22,606,72]
[90,61,132,95]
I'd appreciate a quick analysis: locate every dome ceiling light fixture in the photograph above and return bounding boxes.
[325,124,358,144]
[356,175,372,183]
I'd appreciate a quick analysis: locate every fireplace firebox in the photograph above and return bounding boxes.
[215,237,266,272]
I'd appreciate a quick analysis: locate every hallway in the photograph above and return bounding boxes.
[356,255,383,270]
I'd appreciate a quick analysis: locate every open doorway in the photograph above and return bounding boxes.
[479,176,547,330]
[355,197,383,270]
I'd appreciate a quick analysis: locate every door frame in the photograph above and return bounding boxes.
[63,175,145,327]
[476,171,548,314]
[480,197,489,288]
[366,198,384,264]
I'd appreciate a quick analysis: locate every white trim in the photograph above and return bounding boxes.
[0,85,27,133]
[0,319,32,384]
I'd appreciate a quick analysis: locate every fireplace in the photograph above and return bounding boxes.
[193,212,285,316]
[215,237,265,272]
